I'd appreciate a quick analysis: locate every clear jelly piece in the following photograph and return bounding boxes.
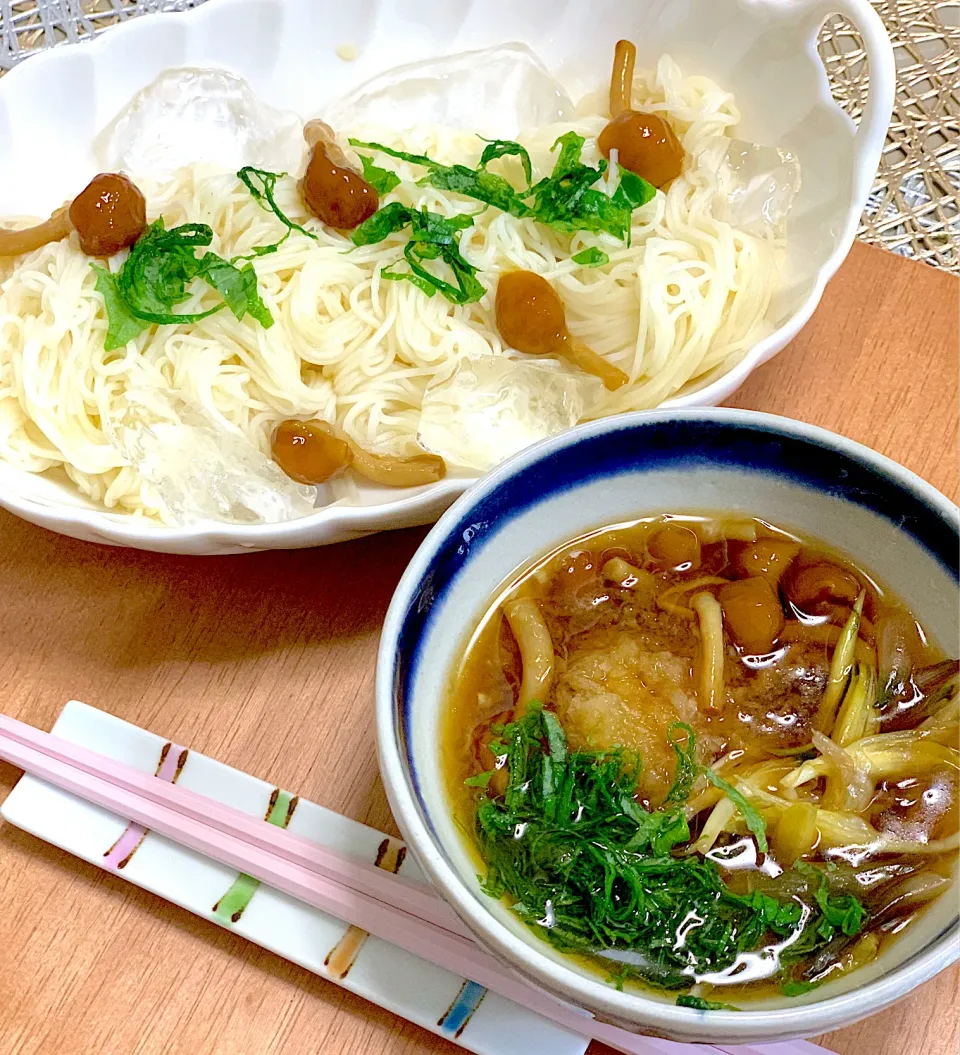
[713,139,801,238]
[324,44,574,139]
[135,423,318,525]
[98,68,306,181]
[111,393,317,525]
[417,355,603,472]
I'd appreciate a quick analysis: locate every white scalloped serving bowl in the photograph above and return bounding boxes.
[0,0,894,554]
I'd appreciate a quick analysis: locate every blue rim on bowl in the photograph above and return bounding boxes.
[376,407,960,1044]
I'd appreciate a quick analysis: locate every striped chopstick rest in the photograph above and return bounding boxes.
[0,700,827,1055]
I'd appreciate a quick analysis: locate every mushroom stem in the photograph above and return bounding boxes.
[609,39,637,117]
[308,421,446,487]
[566,338,629,390]
[303,119,350,168]
[344,433,446,486]
[0,206,73,258]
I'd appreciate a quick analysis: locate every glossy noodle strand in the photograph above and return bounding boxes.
[0,57,779,520]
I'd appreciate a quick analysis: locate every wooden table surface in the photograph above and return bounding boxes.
[0,241,957,1055]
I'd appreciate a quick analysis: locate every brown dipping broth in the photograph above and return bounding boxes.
[442,514,958,1000]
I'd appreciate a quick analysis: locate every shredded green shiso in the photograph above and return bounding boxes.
[345,131,656,305]
[468,702,866,999]
[351,203,483,304]
[94,218,274,351]
[350,131,655,241]
[95,132,658,339]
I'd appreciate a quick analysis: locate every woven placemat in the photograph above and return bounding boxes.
[1,0,958,271]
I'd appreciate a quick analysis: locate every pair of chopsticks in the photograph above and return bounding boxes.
[0,713,818,1055]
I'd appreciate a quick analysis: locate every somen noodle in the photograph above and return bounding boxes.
[0,56,784,522]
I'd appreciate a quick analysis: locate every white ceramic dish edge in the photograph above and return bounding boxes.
[0,0,895,553]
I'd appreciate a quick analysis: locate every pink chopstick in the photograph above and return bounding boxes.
[0,713,467,939]
[0,713,822,1055]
